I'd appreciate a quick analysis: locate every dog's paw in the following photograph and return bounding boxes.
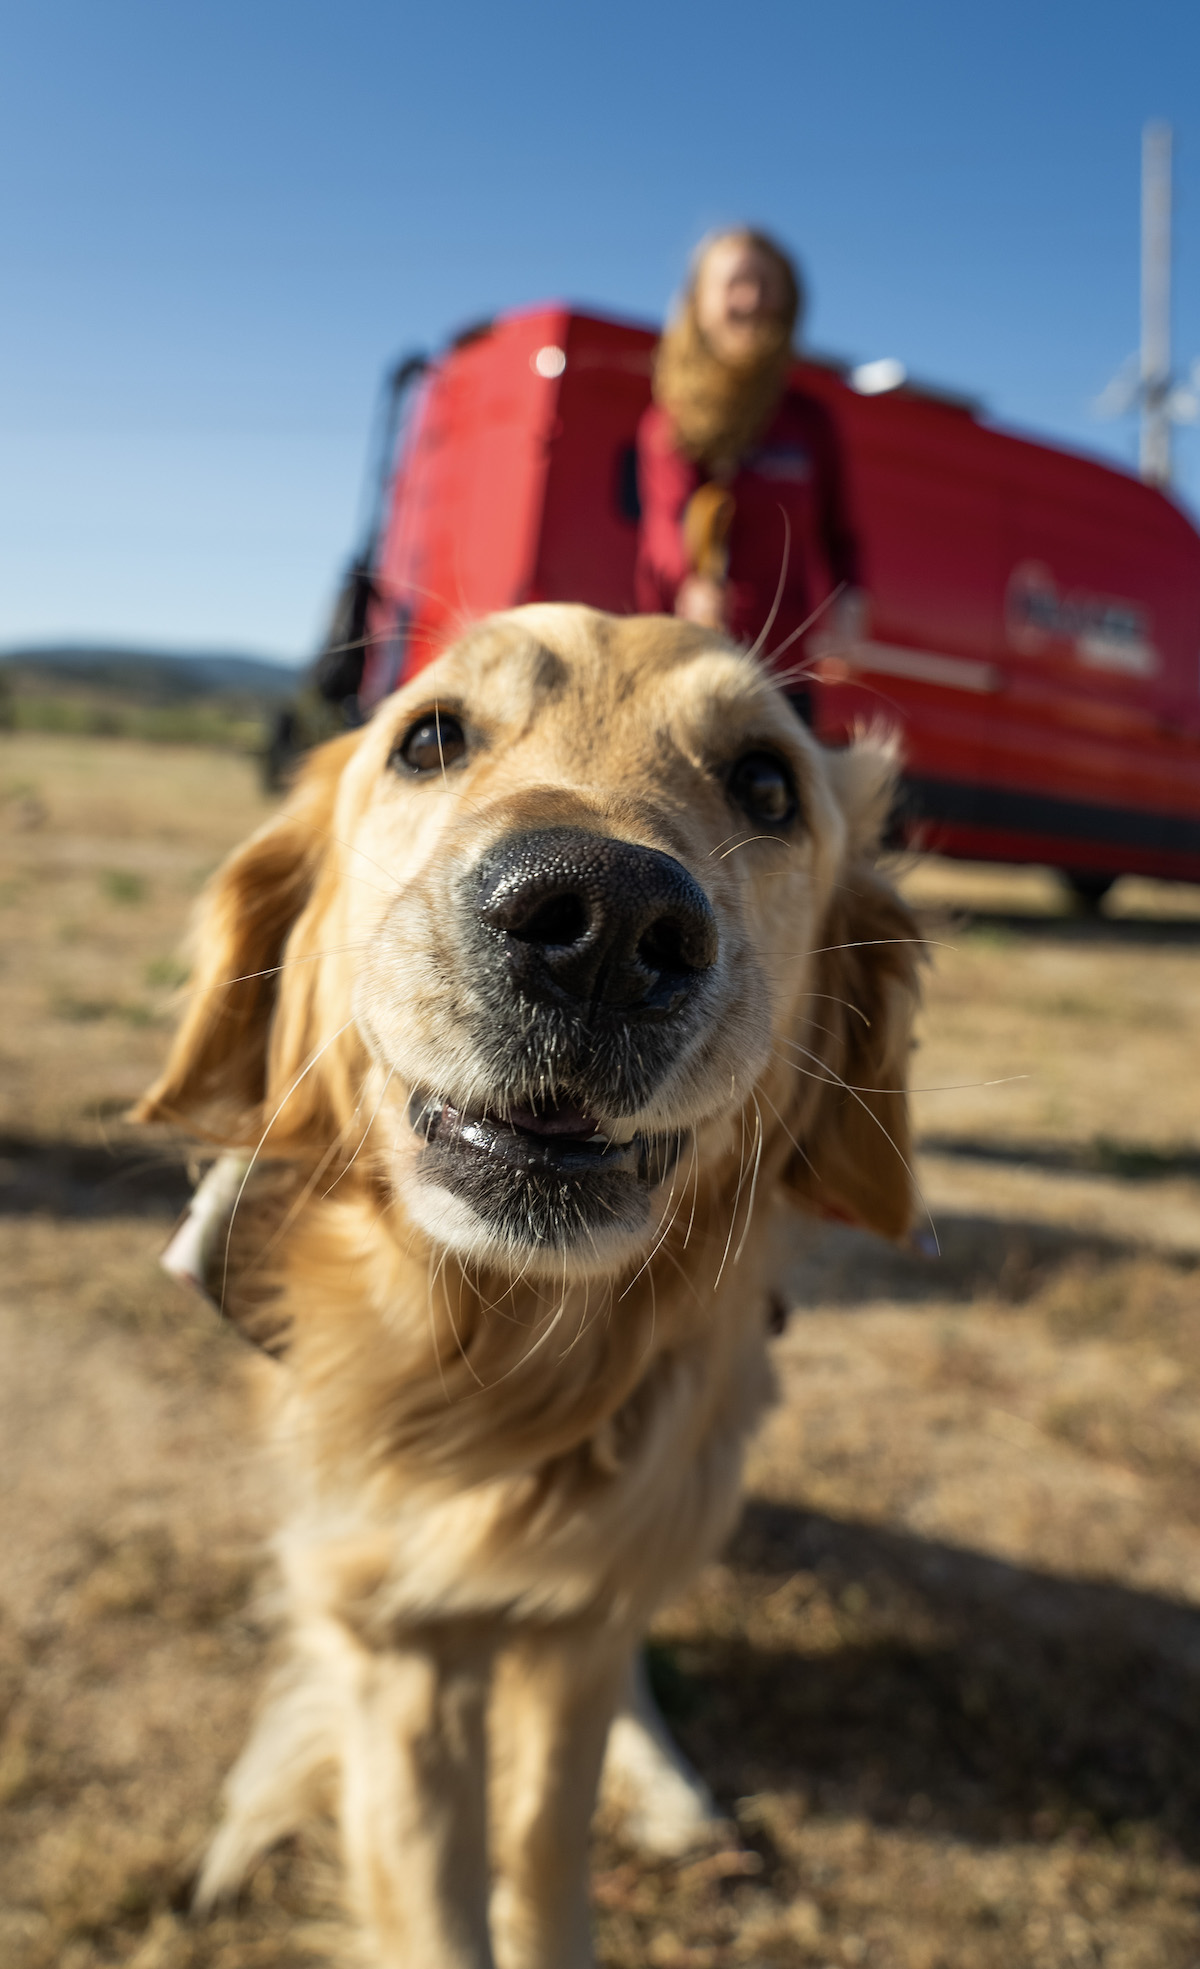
[600,1702,723,1858]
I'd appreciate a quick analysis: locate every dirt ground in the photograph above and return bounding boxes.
[2,731,1199,1969]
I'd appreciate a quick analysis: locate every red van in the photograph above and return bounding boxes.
[360,305,1200,892]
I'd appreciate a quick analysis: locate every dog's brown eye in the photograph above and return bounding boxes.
[394,711,466,775]
[727,750,798,829]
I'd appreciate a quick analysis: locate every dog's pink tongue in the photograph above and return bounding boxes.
[508,1102,598,1139]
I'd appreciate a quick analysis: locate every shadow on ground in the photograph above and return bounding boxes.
[919,1134,1200,1182]
[0,1133,190,1218]
[659,1500,1200,1862]
[787,1208,1198,1309]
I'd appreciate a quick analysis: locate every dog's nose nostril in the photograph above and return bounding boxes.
[637,913,694,977]
[475,827,717,1018]
[510,892,589,949]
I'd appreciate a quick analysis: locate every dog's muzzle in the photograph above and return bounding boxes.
[405,827,717,1259]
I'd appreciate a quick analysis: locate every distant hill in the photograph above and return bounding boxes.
[0,645,304,701]
[0,644,305,751]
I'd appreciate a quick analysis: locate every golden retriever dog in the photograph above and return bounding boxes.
[137,604,920,1968]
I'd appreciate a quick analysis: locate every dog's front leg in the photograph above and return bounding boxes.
[340,1622,496,1969]
[488,1627,629,1969]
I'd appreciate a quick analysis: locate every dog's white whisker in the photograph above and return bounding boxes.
[779,1035,939,1253]
[809,936,950,957]
[772,1036,1025,1098]
[755,1080,821,1186]
[321,1065,396,1201]
[177,938,374,1000]
[680,1134,701,1253]
[714,833,791,861]
[713,1094,753,1292]
[744,507,793,666]
[732,1096,766,1267]
[219,1016,358,1315]
[762,578,846,673]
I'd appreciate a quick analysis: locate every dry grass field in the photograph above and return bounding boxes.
[2,730,1199,1969]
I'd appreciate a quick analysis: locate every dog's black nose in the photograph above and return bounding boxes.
[476,826,718,1017]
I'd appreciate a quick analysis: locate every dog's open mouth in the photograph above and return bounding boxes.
[407,1090,684,1188]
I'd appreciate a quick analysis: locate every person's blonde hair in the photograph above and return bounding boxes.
[652,229,804,474]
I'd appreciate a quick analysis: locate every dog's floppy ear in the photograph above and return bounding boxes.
[135,733,358,1145]
[783,743,923,1240]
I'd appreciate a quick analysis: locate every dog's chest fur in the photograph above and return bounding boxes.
[231,1174,777,1636]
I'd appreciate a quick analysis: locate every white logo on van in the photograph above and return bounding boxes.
[1006,562,1158,676]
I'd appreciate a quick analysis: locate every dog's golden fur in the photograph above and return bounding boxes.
[138,605,920,1968]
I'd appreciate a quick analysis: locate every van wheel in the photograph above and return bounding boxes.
[1062,869,1116,915]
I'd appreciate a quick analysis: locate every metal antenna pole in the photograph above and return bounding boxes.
[1140,121,1173,486]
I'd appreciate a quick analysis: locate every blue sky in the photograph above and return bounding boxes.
[2,0,1198,660]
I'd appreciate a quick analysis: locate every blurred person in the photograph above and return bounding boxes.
[635,229,861,705]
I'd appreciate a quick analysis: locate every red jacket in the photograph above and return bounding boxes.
[634,392,859,669]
